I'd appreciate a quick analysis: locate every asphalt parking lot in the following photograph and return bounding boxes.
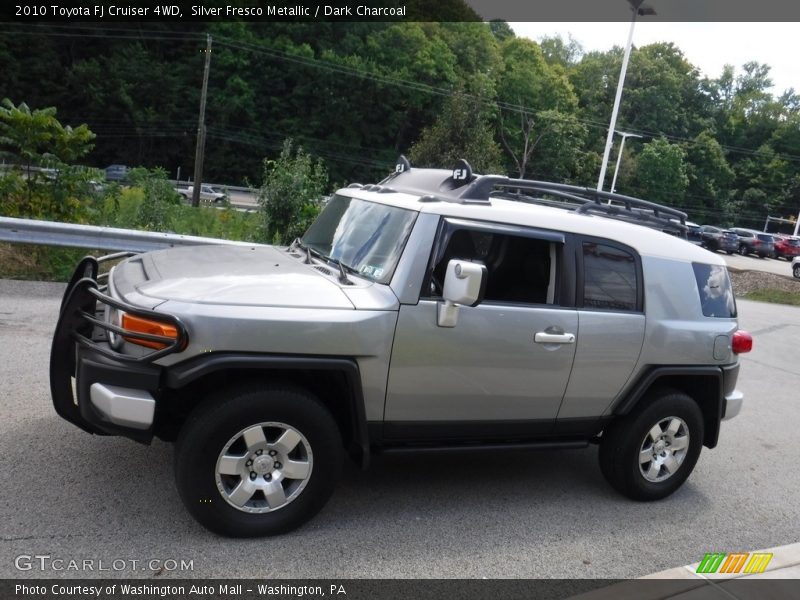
[1,279,798,579]
[722,252,797,278]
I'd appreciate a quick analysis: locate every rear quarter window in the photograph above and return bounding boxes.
[692,263,737,318]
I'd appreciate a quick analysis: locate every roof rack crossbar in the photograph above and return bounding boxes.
[495,179,687,223]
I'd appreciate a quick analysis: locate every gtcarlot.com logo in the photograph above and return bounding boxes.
[14,554,194,573]
[696,552,773,574]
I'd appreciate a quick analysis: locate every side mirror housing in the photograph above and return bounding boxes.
[437,260,487,327]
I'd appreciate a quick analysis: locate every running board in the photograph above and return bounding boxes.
[377,440,589,454]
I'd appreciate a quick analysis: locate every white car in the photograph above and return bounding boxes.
[178,185,225,203]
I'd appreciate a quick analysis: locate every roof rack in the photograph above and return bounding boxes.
[378,156,688,235]
[487,178,688,233]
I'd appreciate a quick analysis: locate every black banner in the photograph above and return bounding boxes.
[3,579,800,600]
[3,0,800,23]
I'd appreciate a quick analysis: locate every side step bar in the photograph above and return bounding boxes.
[377,440,589,454]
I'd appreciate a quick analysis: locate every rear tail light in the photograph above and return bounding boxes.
[732,330,753,354]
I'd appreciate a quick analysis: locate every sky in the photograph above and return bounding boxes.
[511,22,799,96]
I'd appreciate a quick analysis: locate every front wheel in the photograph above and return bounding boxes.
[175,384,342,537]
[599,389,703,501]
[738,244,748,256]
[793,264,800,279]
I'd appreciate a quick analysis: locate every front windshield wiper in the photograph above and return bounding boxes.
[325,256,357,285]
[292,238,357,284]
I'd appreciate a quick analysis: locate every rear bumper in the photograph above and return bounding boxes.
[50,255,186,443]
[722,390,744,420]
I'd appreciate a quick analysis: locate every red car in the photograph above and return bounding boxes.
[772,235,800,260]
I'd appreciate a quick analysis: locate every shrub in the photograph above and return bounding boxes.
[258,139,328,245]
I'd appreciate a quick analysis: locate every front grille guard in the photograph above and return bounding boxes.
[57,252,188,365]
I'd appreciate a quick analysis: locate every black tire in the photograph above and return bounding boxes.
[726,250,734,255]
[793,264,800,279]
[175,383,342,537]
[599,389,703,501]
[738,244,748,256]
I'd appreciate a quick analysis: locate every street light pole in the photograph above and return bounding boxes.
[609,131,642,193]
[596,0,655,192]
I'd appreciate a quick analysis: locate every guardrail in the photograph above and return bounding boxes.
[0,217,261,253]
[171,180,255,194]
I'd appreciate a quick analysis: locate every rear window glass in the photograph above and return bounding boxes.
[582,242,639,311]
[692,263,737,318]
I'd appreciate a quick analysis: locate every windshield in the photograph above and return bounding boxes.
[302,195,418,284]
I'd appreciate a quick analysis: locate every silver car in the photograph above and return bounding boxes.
[51,158,752,537]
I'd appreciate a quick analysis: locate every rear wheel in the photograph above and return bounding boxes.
[599,389,703,501]
[175,384,342,537]
[793,264,800,279]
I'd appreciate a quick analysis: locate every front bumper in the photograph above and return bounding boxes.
[50,254,187,443]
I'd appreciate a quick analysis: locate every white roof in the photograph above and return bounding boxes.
[342,187,724,266]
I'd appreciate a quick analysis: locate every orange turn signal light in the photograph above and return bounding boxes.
[121,313,181,350]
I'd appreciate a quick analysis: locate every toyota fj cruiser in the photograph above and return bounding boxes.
[51,157,752,537]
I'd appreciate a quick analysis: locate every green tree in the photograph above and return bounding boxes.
[539,34,583,68]
[258,140,329,245]
[408,90,504,174]
[488,20,514,42]
[0,99,96,217]
[495,38,582,178]
[685,131,734,220]
[634,138,689,206]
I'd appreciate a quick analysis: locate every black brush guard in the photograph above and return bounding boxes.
[50,253,187,439]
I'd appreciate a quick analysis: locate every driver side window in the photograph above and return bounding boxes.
[428,227,558,306]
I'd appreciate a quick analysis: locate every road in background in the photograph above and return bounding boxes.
[0,281,798,579]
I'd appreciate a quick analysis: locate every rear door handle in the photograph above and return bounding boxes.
[534,332,576,344]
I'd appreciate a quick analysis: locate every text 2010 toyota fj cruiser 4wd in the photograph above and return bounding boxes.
[51,158,752,537]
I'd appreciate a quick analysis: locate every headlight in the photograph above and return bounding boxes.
[105,304,123,350]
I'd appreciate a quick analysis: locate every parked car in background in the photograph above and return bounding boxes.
[698,226,738,254]
[177,185,226,203]
[686,221,703,245]
[729,228,772,258]
[104,164,128,182]
[772,235,800,261]
[754,232,776,258]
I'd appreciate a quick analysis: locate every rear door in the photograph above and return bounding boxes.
[556,237,646,425]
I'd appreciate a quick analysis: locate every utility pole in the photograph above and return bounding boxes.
[191,34,212,208]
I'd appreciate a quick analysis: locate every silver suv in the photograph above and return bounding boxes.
[51,158,752,537]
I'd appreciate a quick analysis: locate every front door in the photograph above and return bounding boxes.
[383,221,578,441]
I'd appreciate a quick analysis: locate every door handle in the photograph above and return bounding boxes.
[534,332,576,344]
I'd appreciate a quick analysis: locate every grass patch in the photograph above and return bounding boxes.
[742,288,800,306]
[0,243,96,281]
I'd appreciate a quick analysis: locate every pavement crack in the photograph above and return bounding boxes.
[1,533,89,542]
[749,323,798,336]
[742,356,800,378]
